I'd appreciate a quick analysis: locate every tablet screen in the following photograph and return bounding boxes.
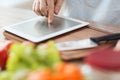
[4,16,88,43]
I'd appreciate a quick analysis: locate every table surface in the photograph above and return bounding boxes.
[0,6,119,60]
[0,6,120,80]
[0,6,36,27]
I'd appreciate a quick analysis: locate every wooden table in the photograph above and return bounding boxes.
[0,6,37,27]
[0,6,120,60]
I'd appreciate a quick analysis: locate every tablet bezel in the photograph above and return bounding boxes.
[4,15,89,43]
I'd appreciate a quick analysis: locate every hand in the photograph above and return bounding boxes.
[32,0,64,23]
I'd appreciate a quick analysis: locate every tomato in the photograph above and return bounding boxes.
[0,49,7,70]
[0,41,14,70]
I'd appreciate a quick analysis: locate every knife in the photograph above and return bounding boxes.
[56,33,120,51]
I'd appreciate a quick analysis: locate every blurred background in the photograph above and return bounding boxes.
[0,0,33,9]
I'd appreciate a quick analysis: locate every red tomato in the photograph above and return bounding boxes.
[0,48,7,70]
[0,41,14,70]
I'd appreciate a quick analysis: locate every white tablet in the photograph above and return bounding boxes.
[4,16,89,43]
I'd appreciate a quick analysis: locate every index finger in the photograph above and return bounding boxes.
[47,0,54,23]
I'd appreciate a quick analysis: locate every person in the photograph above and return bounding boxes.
[32,0,120,26]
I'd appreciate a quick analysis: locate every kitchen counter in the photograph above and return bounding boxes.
[0,7,119,60]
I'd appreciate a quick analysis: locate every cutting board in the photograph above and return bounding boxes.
[3,25,116,60]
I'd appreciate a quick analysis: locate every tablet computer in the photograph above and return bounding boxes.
[4,16,89,43]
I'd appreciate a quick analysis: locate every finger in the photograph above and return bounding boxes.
[54,0,64,14]
[34,0,42,15]
[47,0,54,23]
[39,0,48,17]
[32,0,39,15]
